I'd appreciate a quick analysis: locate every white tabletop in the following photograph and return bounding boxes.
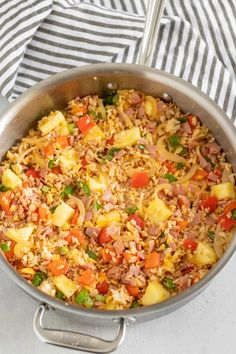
[1,253,236,354]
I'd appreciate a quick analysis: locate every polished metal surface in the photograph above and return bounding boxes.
[0,1,236,352]
[33,304,128,353]
[0,64,236,327]
[137,0,166,66]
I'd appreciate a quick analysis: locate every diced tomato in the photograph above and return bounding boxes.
[123,251,139,264]
[222,201,236,216]
[214,168,222,178]
[0,191,12,215]
[177,220,189,231]
[127,214,145,229]
[37,205,48,220]
[26,168,40,178]
[70,208,79,225]
[3,241,16,260]
[70,228,86,246]
[183,239,198,251]
[164,161,175,174]
[218,201,236,230]
[98,228,112,246]
[100,249,112,264]
[106,246,123,265]
[187,114,197,128]
[96,280,109,294]
[144,252,161,269]
[200,196,218,213]
[193,169,208,180]
[106,136,114,145]
[55,136,69,148]
[130,171,150,188]
[47,259,68,276]
[218,215,236,231]
[76,115,95,134]
[43,143,54,156]
[79,269,95,286]
[65,234,72,244]
[70,105,87,115]
[81,157,88,169]
[51,166,62,175]
[126,284,139,298]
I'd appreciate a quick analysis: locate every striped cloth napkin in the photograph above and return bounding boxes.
[0,0,236,122]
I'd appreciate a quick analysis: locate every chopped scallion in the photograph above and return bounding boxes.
[169,135,180,148]
[126,206,138,215]
[207,230,215,240]
[48,159,56,169]
[177,117,187,123]
[41,185,51,193]
[106,147,120,161]
[60,185,74,198]
[162,277,176,290]
[94,201,101,211]
[232,209,236,221]
[86,249,98,261]
[0,243,10,252]
[68,123,75,133]
[164,173,177,182]
[176,162,185,170]
[0,184,10,192]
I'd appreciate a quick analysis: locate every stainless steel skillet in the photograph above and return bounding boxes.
[0,1,236,353]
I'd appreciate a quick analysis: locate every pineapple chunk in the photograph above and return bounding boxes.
[84,125,105,142]
[88,174,108,193]
[146,198,172,224]
[2,169,22,189]
[96,210,121,227]
[144,96,157,120]
[52,202,75,227]
[19,267,35,275]
[57,120,70,136]
[211,182,235,200]
[5,225,34,242]
[32,151,47,169]
[14,241,33,258]
[113,127,141,148]
[59,148,80,172]
[190,242,217,266]
[141,281,170,306]
[52,274,77,298]
[38,111,65,135]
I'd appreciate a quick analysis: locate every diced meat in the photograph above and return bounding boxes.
[85,227,100,238]
[130,92,143,105]
[102,189,112,202]
[107,266,122,279]
[182,121,192,134]
[207,171,218,182]
[113,239,124,255]
[207,142,221,154]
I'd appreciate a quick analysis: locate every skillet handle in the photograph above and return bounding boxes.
[137,0,166,66]
[0,95,10,115]
[33,304,130,353]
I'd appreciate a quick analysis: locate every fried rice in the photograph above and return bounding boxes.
[0,89,235,309]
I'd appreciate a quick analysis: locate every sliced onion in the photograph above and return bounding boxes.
[222,168,233,183]
[213,224,230,258]
[98,99,106,119]
[118,107,133,128]
[175,164,198,184]
[157,136,187,163]
[154,183,172,198]
[69,195,85,225]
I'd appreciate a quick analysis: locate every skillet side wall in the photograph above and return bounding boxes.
[0,63,236,324]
